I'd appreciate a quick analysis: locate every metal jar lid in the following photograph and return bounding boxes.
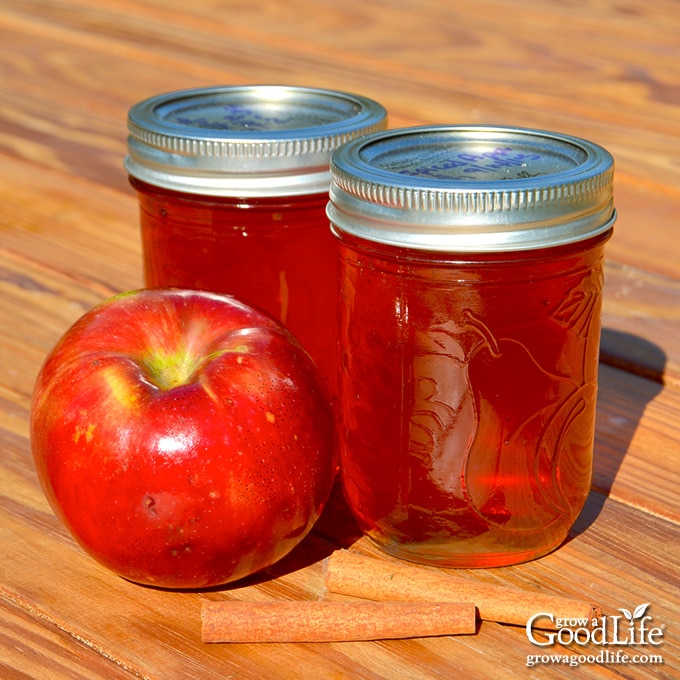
[124,85,387,197]
[327,125,616,251]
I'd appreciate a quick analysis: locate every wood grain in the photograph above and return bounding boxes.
[1,0,679,677]
[0,597,134,680]
[595,365,680,524]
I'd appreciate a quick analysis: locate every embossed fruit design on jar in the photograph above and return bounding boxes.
[328,125,616,567]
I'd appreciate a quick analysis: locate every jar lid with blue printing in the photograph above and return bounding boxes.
[125,85,387,197]
[327,125,616,251]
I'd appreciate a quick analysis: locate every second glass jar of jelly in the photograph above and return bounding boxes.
[125,85,387,400]
[327,125,616,567]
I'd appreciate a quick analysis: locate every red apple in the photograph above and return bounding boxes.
[30,289,336,589]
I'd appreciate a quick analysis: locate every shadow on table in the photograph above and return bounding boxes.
[569,328,666,538]
[599,325,668,384]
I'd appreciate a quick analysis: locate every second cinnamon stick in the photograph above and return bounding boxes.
[326,549,600,629]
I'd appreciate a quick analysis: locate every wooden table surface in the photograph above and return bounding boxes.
[1,1,678,677]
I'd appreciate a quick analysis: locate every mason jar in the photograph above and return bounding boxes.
[327,125,616,567]
[125,85,387,400]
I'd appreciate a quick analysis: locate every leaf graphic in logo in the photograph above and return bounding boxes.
[633,603,651,619]
[618,608,633,621]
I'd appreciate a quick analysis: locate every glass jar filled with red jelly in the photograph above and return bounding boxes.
[125,85,387,399]
[327,125,616,567]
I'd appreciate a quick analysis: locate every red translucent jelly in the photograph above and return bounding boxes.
[131,180,337,395]
[336,231,611,567]
[125,85,387,401]
[328,125,616,566]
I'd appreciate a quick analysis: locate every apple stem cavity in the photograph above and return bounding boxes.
[144,351,203,391]
[143,345,251,392]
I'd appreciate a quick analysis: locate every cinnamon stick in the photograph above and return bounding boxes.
[325,549,600,629]
[201,600,476,643]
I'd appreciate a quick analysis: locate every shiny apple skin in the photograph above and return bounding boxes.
[30,289,336,589]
